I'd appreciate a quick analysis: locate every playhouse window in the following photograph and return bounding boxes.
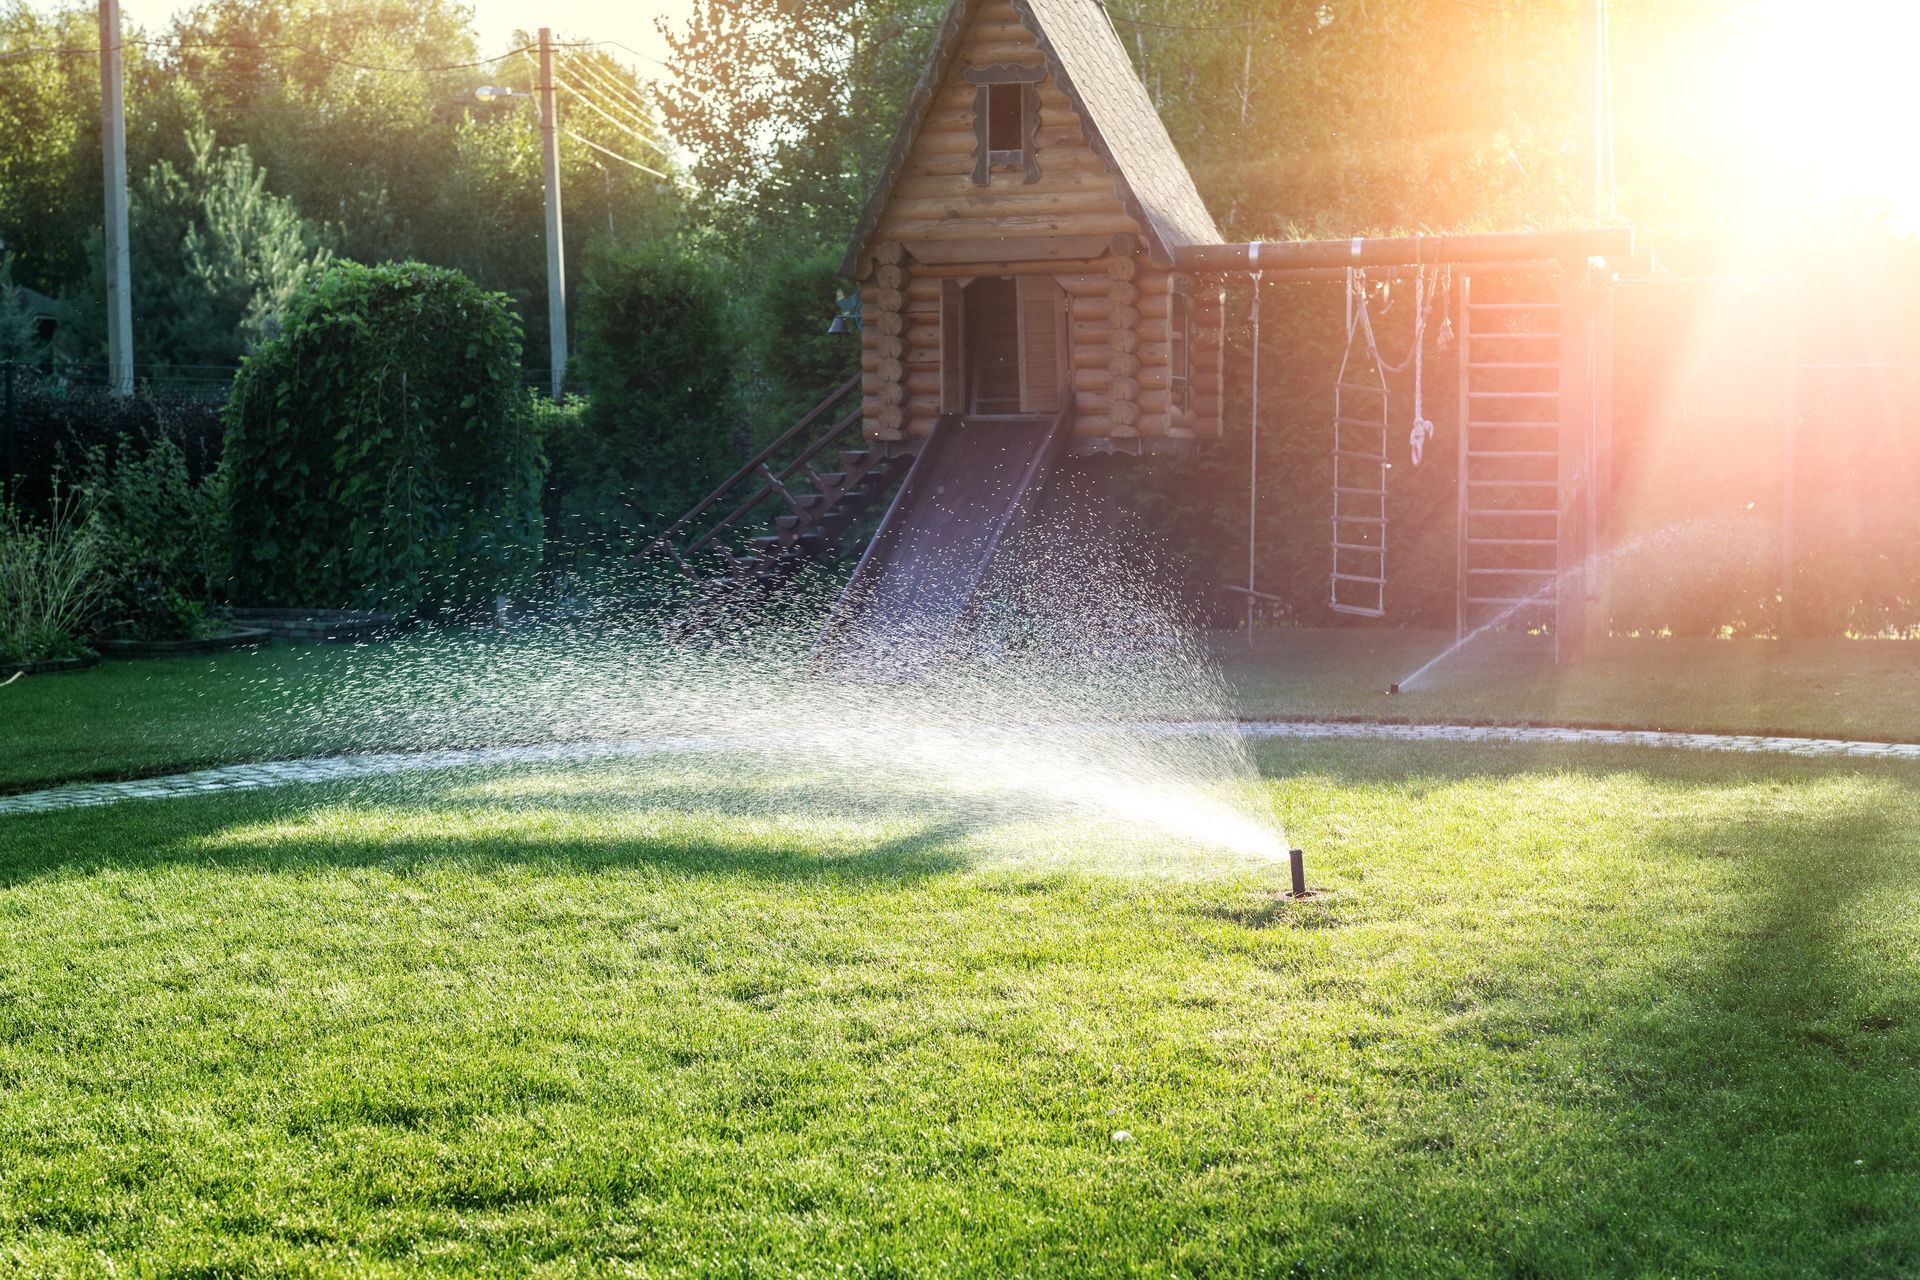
[969,70,1039,184]
[987,83,1023,152]
[1168,291,1191,415]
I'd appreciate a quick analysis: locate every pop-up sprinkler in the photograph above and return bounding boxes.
[1388,682,1401,695]
[1278,848,1323,901]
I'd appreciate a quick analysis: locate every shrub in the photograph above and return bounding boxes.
[0,481,106,664]
[740,250,858,439]
[3,376,228,524]
[560,243,733,563]
[223,260,544,615]
[77,430,228,641]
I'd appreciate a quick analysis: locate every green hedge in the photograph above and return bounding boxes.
[223,260,543,615]
[740,250,858,441]
[554,243,734,566]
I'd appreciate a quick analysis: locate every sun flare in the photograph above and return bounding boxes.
[1644,0,1920,234]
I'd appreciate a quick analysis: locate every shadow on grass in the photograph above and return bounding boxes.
[1515,789,1920,1273]
[1251,739,1920,1273]
[0,767,991,888]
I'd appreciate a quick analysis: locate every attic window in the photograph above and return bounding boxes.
[966,66,1042,185]
[986,83,1022,151]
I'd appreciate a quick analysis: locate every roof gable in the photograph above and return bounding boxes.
[840,0,1220,277]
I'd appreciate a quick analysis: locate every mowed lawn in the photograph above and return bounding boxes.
[3,628,1918,794]
[5,741,1920,1275]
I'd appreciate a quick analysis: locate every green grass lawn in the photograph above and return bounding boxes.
[1219,628,1920,740]
[4,742,1920,1274]
[3,628,1917,794]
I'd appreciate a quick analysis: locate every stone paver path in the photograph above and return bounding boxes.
[3,722,1917,818]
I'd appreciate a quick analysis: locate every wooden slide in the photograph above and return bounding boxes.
[812,405,1074,677]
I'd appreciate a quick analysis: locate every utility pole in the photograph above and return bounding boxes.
[97,0,133,395]
[538,27,567,397]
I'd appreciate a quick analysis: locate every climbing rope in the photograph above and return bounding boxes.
[1350,256,1445,467]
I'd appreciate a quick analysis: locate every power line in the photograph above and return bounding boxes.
[1107,13,1252,33]
[558,53,661,135]
[583,39,670,71]
[562,128,669,180]
[0,36,635,72]
[551,73,672,156]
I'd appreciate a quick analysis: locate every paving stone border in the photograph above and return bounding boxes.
[3,722,1917,819]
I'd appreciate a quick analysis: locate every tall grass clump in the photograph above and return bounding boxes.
[0,482,106,664]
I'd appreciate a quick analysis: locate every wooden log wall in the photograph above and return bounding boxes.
[860,242,909,442]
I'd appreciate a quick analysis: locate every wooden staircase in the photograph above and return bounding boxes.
[1456,276,1562,635]
[645,375,913,634]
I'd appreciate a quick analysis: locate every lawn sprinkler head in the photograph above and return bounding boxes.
[1388,682,1401,695]
[1277,849,1328,903]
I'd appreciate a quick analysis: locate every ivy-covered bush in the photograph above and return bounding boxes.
[223,260,544,615]
[557,242,733,565]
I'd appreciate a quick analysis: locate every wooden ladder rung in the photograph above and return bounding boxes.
[1332,571,1386,584]
[1334,486,1387,496]
[1335,514,1386,525]
[1335,382,1388,395]
[1333,540,1383,552]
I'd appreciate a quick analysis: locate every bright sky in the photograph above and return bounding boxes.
[116,0,699,76]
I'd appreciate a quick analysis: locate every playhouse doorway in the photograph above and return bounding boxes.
[947,275,1065,416]
[964,277,1022,413]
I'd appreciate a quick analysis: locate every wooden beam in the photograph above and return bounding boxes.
[1174,229,1634,275]
[964,64,1046,83]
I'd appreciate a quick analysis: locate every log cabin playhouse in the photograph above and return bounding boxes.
[656,0,1633,665]
[844,0,1225,453]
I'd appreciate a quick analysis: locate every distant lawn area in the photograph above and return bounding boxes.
[4,741,1919,1274]
[3,627,1916,794]
[1218,628,1920,741]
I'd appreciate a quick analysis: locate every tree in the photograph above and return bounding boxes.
[104,129,332,368]
[658,0,939,252]
[0,5,107,296]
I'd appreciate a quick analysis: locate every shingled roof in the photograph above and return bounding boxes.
[839,0,1221,277]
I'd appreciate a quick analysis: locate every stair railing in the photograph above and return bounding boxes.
[643,373,862,577]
